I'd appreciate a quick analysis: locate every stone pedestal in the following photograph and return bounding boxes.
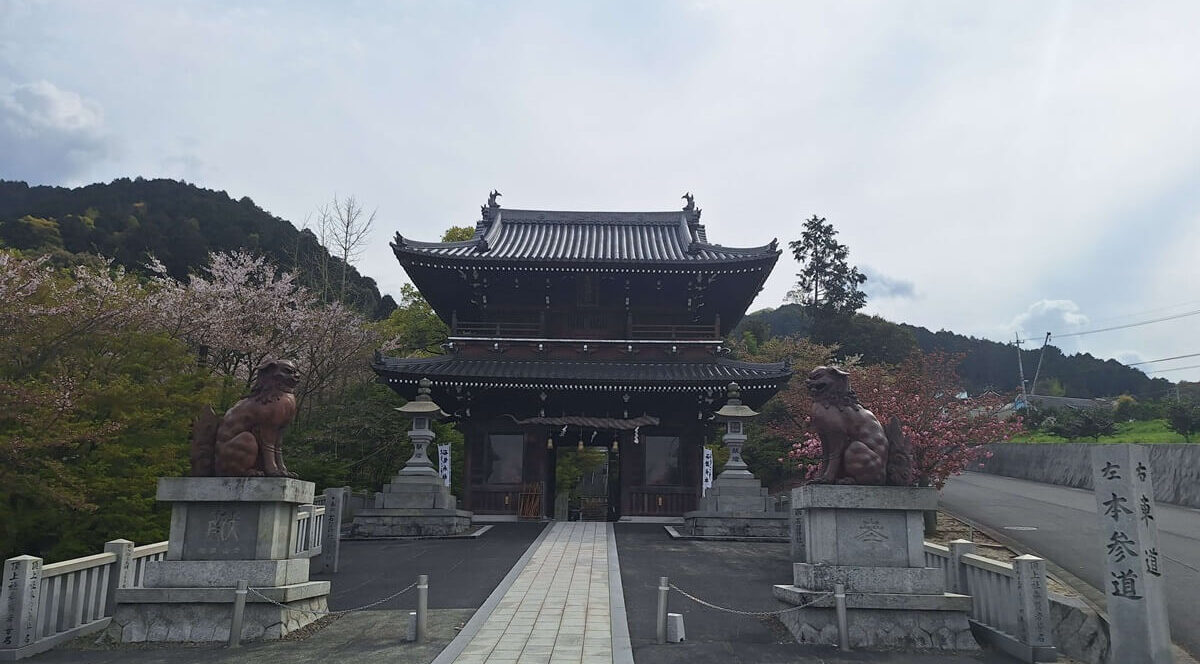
[107,477,330,643]
[682,430,786,538]
[773,485,978,651]
[349,426,471,537]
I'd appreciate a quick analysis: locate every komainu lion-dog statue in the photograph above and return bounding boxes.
[190,359,300,478]
[806,366,914,486]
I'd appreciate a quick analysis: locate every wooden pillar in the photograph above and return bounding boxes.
[462,424,474,511]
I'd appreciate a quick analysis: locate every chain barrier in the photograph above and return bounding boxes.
[246,581,417,616]
[668,583,834,617]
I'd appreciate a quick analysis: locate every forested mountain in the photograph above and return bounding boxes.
[0,178,395,318]
[734,303,1172,399]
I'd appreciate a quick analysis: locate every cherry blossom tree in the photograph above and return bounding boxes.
[148,251,378,412]
[774,352,1023,489]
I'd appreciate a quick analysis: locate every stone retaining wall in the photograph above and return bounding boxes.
[1048,593,1110,664]
[976,443,1200,508]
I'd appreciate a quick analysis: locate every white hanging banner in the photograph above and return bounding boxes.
[438,444,451,487]
[702,447,715,497]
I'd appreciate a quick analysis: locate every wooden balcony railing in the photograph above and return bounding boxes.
[453,320,544,337]
[629,323,719,340]
[450,311,721,340]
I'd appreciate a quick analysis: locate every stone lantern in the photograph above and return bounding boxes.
[350,377,472,536]
[684,381,787,537]
[395,378,448,480]
[712,381,758,480]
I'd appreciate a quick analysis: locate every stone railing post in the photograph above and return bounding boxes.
[295,504,315,554]
[1,555,44,653]
[948,539,975,595]
[320,487,347,574]
[103,539,135,615]
[1013,554,1053,651]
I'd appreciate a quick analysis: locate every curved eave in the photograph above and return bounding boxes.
[371,356,793,390]
[392,244,782,272]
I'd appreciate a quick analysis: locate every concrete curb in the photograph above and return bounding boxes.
[607,523,635,664]
[428,522,551,664]
[338,525,492,542]
[663,525,788,543]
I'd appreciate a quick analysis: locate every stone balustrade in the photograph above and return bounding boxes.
[293,505,326,557]
[0,499,329,660]
[0,537,165,661]
[924,539,1055,662]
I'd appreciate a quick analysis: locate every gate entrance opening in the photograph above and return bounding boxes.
[549,437,615,521]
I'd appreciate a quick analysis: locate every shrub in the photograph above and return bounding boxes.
[1050,408,1116,441]
[1165,401,1200,443]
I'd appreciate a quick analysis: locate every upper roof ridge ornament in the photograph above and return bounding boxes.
[681,192,701,225]
[481,190,503,227]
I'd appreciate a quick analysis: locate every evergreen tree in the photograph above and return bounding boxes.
[1166,401,1200,443]
[786,215,867,317]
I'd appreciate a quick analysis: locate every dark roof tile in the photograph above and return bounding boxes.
[393,207,778,264]
[374,356,792,388]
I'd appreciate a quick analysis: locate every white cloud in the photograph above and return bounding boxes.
[4,1,1200,379]
[1010,299,1089,339]
[861,266,917,300]
[1116,351,1145,366]
[0,80,110,182]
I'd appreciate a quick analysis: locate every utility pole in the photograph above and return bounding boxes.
[1028,332,1052,397]
[1015,333,1028,406]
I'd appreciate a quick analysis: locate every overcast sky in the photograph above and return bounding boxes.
[3,1,1198,384]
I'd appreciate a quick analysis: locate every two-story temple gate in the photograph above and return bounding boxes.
[375,194,791,519]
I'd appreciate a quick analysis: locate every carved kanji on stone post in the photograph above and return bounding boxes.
[1091,445,1172,664]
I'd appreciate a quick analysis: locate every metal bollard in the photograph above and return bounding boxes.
[229,579,248,648]
[656,576,669,645]
[834,582,849,652]
[416,574,429,643]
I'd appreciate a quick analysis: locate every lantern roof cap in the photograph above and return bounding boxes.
[714,381,759,420]
[396,377,449,419]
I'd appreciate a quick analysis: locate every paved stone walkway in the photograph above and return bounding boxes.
[451,522,615,664]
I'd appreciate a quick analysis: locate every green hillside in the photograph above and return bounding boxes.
[734,303,1171,399]
[0,178,395,318]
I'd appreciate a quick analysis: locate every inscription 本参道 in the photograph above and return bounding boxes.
[1091,445,1171,663]
[1111,569,1143,599]
[1102,493,1133,522]
[1106,531,1138,562]
[854,517,888,543]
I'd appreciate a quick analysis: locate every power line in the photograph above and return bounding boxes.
[1080,298,1200,328]
[1052,308,1200,340]
[1146,364,1200,375]
[1127,352,1200,367]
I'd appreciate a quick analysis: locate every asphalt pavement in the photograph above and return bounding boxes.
[941,472,1200,660]
[615,523,1019,664]
[316,522,547,611]
[34,523,547,664]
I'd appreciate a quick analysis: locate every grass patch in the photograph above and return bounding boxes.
[1010,418,1191,444]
